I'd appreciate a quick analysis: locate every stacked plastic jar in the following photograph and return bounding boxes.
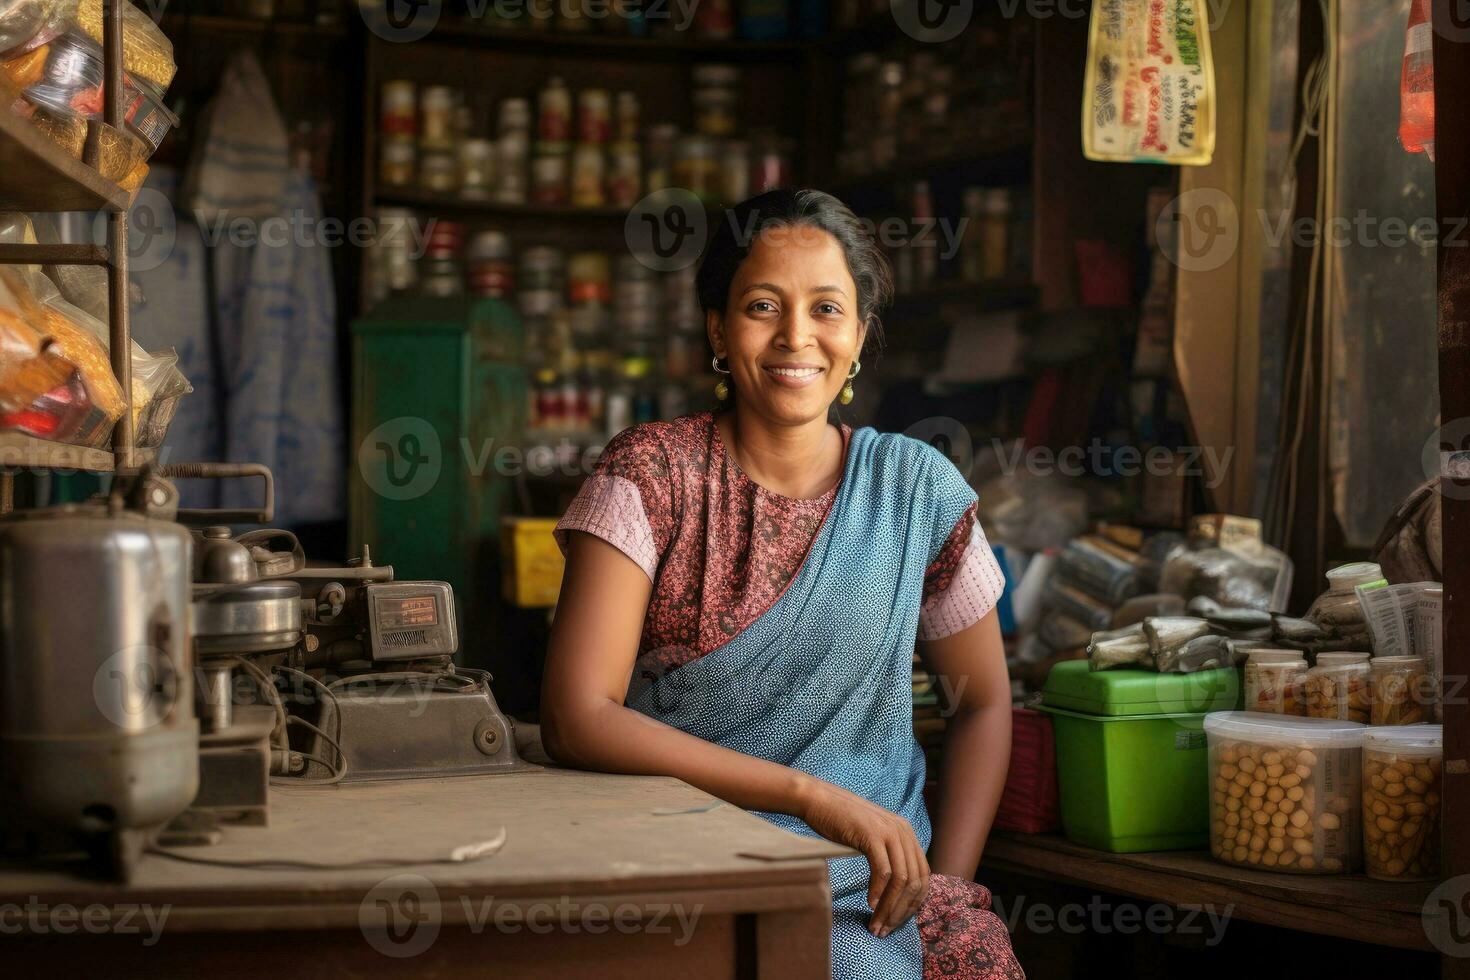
[1303,652,1370,723]
[1361,725,1441,880]
[1368,656,1432,725]
[1244,650,1308,715]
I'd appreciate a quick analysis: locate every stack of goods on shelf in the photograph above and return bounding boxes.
[835,27,1031,181]
[881,180,1031,297]
[0,246,188,450]
[0,0,178,198]
[377,71,793,210]
[366,218,714,443]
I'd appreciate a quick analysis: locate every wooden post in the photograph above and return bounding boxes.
[1433,2,1470,976]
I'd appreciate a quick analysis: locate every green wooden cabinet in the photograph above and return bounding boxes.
[350,296,527,670]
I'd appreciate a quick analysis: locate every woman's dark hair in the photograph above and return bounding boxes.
[694,189,892,355]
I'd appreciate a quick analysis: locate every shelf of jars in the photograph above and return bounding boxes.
[401,16,809,62]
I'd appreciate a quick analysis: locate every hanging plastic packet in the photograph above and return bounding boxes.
[1082,0,1217,166]
[1356,581,1440,659]
[1399,0,1435,160]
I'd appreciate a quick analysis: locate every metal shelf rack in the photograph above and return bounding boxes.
[0,1,138,511]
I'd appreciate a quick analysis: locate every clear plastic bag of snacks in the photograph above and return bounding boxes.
[1362,725,1441,881]
[1204,712,1364,874]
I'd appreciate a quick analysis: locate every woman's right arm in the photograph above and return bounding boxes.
[541,531,930,937]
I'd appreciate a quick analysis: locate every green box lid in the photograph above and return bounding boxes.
[1041,660,1243,716]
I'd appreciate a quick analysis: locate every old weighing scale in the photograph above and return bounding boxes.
[0,463,532,877]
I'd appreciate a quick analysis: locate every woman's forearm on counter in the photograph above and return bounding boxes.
[543,697,816,818]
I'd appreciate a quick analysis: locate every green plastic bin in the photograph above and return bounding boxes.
[1039,661,1243,853]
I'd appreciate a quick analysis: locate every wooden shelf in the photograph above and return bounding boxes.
[888,279,1037,317]
[829,147,1033,198]
[160,13,348,39]
[984,833,1442,952]
[0,112,130,214]
[0,244,111,266]
[376,189,630,220]
[391,21,807,63]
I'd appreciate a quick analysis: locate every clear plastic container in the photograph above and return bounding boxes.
[1303,652,1371,723]
[1362,725,1441,881]
[1243,652,1308,715]
[1304,562,1385,647]
[1369,656,1431,726]
[1204,712,1365,874]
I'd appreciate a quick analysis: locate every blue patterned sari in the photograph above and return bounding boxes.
[629,427,977,979]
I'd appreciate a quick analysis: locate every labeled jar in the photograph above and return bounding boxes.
[606,141,641,208]
[720,139,749,205]
[567,251,611,305]
[380,80,416,140]
[532,153,569,206]
[538,77,572,143]
[496,132,529,204]
[692,64,740,137]
[1244,652,1308,716]
[644,124,679,193]
[1369,656,1431,726]
[379,139,416,188]
[499,98,532,138]
[577,89,611,144]
[570,142,606,208]
[458,138,495,200]
[467,231,513,299]
[1362,725,1441,881]
[1204,712,1364,874]
[419,85,456,151]
[615,90,640,143]
[418,149,459,194]
[1303,652,1370,723]
[673,135,718,202]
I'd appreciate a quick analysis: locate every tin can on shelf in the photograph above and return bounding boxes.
[532,153,569,206]
[606,141,641,207]
[418,149,459,194]
[380,80,416,139]
[571,143,606,208]
[458,138,496,200]
[379,139,415,188]
[577,89,612,144]
[419,85,457,150]
[538,77,572,143]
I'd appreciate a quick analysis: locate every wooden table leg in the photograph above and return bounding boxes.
[755,881,832,980]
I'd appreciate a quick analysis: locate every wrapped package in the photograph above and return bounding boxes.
[26,108,148,181]
[1159,545,1290,612]
[135,350,189,450]
[0,0,78,57]
[24,30,177,153]
[74,0,174,90]
[1055,535,1143,605]
[0,42,47,88]
[0,266,114,447]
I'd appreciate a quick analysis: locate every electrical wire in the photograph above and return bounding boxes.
[275,664,348,785]
[146,827,509,872]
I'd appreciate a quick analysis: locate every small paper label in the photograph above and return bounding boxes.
[1175,730,1206,750]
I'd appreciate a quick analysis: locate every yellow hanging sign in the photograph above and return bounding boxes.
[1082,0,1217,166]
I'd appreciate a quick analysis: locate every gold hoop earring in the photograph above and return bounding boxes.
[839,360,861,406]
[713,356,732,401]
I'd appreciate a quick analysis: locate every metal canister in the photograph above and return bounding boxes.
[0,505,197,873]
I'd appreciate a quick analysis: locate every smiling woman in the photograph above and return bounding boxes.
[541,190,1022,980]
